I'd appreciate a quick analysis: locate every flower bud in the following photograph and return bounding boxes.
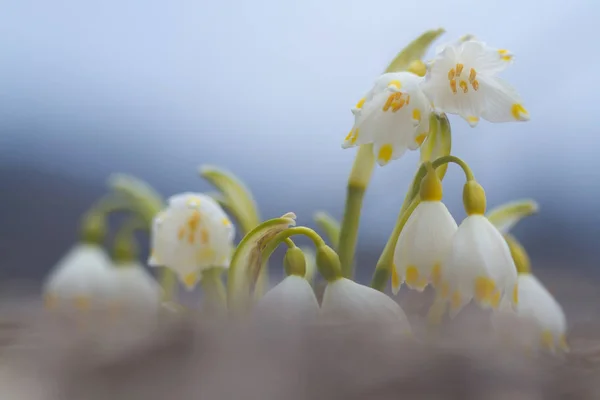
[316,245,342,282]
[463,180,486,215]
[284,246,307,277]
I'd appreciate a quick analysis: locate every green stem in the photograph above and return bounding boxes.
[200,267,227,316]
[338,144,376,278]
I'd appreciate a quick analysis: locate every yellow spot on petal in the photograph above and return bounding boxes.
[344,130,353,141]
[455,63,464,76]
[73,296,90,311]
[450,291,462,310]
[512,283,519,305]
[447,68,456,80]
[405,266,419,287]
[559,335,570,352]
[541,330,555,352]
[355,97,366,109]
[466,116,479,126]
[440,282,450,299]
[431,264,441,287]
[200,228,210,244]
[490,290,501,308]
[351,129,359,144]
[450,79,457,94]
[459,80,468,93]
[388,80,401,89]
[511,103,529,121]
[186,197,202,207]
[391,264,400,292]
[178,227,186,241]
[377,144,393,165]
[412,108,421,122]
[221,217,231,226]
[44,293,58,310]
[474,276,496,305]
[182,272,200,290]
[498,49,513,61]
[415,133,427,146]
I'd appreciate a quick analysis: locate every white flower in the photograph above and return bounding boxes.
[149,192,235,289]
[393,201,457,294]
[254,275,319,324]
[43,243,114,311]
[422,39,529,127]
[342,72,432,166]
[110,262,162,312]
[320,278,411,334]
[439,215,518,318]
[516,274,568,353]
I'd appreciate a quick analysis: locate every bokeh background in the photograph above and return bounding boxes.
[1,0,599,286]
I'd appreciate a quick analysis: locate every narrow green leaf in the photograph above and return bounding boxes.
[313,211,341,249]
[199,165,260,235]
[420,113,452,180]
[107,173,164,222]
[385,28,445,73]
[227,212,297,315]
[487,199,539,234]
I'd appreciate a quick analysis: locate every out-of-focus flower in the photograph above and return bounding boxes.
[149,193,235,290]
[422,38,529,127]
[43,243,115,311]
[110,261,162,313]
[255,275,319,323]
[342,72,432,166]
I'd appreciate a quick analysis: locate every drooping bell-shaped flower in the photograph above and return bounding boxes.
[320,278,411,335]
[422,38,529,127]
[342,72,432,166]
[149,192,235,290]
[43,243,115,311]
[393,166,457,294]
[439,181,518,318]
[110,261,162,313]
[255,247,319,324]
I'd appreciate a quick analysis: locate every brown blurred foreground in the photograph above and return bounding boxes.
[0,269,598,400]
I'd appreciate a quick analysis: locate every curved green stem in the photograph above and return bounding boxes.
[112,216,148,264]
[371,197,421,291]
[200,267,227,316]
[338,144,376,278]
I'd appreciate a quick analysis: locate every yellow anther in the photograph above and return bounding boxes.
[450,291,462,310]
[511,103,529,121]
[200,228,210,244]
[450,79,457,94]
[459,80,468,93]
[469,68,476,82]
[377,144,393,164]
[188,211,201,232]
[178,227,185,241]
[355,97,366,109]
[440,282,450,299]
[412,108,421,122]
[391,97,406,112]
[388,80,402,89]
[188,232,194,244]
[431,264,441,287]
[382,94,395,112]
[351,129,359,144]
[405,94,410,105]
[415,133,427,146]
[455,63,464,76]
[512,283,519,305]
[471,79,479,91]
[448,68,456,80]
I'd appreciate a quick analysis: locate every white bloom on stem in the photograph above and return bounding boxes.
[149,192,235,290]
[111,262,162,312]
[422,38,529,127]
[393,201,457,294]
[439,215,518,318]
[254,275,319,323]
[342,72,432,166]
[43,243,114,311]
[516,274,568,353]
[320,278,411,334]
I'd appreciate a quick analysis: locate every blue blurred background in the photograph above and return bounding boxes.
[1,0,598,284]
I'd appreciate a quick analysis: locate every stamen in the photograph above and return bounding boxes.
[469,68,476,82]
[188,232,195,244]
[405,94,410,105]
[459,80,468,93]
[382,94,395,112]
[178,227,185,241]
[471,79,479,91]
[200,228,209,244]
[391,97,406,112]
[450,79,457,94]
[448,68,456,80]
[456,63,464,76]
[188,211,201,232]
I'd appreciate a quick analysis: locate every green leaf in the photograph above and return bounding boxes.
[227,212,297,315]
[299,246,317,284]
[107,173,164,222]
[385,28,445,73]
[420,113,452,180]
[313,211,341,249]
[199,165,261,235]
[486,199,539,234]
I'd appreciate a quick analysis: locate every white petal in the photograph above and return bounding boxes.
[394,201,457,291]
[254,275,319,323]
[441,215,517,317]
[112,262,162,309]
[517,274,567,339]
[460,40,513,75]
[479,76,529,122]
[320,278,411,334]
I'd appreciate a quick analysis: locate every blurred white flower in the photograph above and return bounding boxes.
[422,39,529,127]
[43,243,114,311]
[393,201,457,294]
[320,278,411,334]
[149,193,235,290]
[439,215,518,318]
[110,261,162,313]
[516,274,568,353]
[254,275,319,323]
[342,72,431,166]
